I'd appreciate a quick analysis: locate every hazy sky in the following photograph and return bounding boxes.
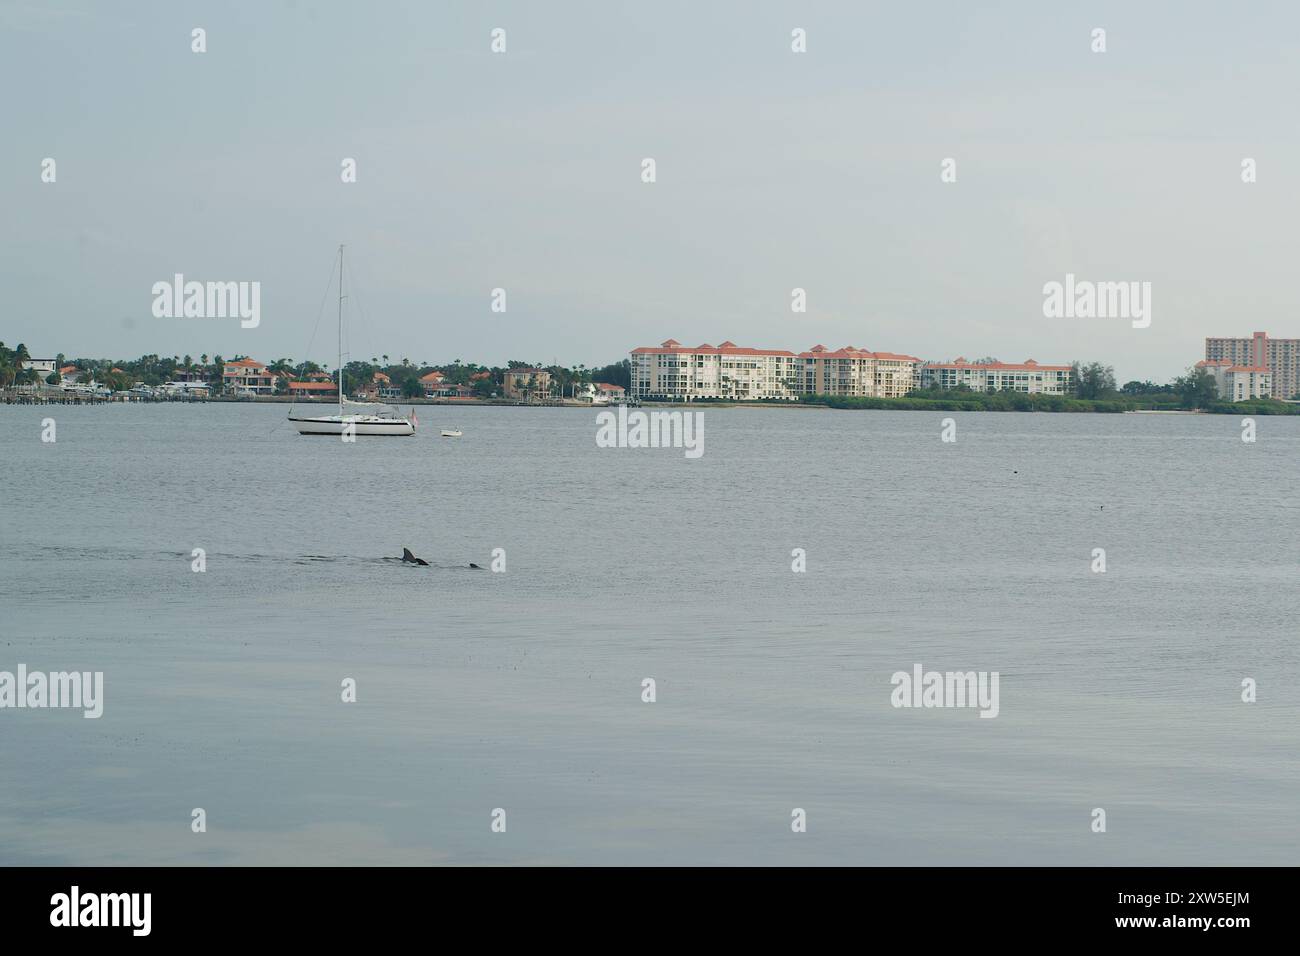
[4,0,1299,381]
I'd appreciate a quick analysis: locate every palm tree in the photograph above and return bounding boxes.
[268,358,294,388]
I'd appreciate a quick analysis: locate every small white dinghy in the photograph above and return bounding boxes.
[441,428,463,438]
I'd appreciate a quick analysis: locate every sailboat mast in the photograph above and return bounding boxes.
[338,244,344,416]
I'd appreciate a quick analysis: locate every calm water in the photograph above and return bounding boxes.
[1,403,1297,865]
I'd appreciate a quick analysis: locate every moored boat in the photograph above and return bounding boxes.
[289,245,417,437]
[291,404,416,436]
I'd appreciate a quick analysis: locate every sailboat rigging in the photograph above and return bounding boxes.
[288,245,417,437]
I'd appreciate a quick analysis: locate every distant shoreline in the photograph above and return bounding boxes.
[4,392,1298,415]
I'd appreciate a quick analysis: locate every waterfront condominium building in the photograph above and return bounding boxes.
[629,340,924,401]
[1195,359,1272,401]
[630,340,803,401]
[919,358,1075,394]
[1204,332,1299,400]
[797,345,922,398]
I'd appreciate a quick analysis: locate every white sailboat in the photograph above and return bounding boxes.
[289,245,416,437]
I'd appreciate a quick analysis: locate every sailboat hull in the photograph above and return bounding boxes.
[289,247,417,437]
[289,416,415,436]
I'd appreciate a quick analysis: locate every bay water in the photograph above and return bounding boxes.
[1,403,1296,864]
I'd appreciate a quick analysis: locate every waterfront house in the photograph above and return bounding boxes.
[222,358,275,394]
[591,382,626,404]
[18,358,57,379]
[419,371,447,397]
[503,368,551,400]
[287,380,338,399]
[353,372,401,401]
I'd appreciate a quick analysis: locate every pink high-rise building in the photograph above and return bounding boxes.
[1204,332,1299,400]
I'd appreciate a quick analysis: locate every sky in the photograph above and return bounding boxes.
[4,0,1300,382]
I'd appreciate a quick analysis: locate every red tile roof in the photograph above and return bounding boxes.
[632,340,918,361]
[928,358,1072,372]
[796,345,921,362]
[632,342,797,357]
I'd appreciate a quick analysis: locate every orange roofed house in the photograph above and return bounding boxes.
[222,358,275,395]
[354,371,402,401]
[286,379,338,399]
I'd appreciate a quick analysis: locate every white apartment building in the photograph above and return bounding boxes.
[796,345,921,397]
[1204,331,1298,400]
[630,340,802,401]
[1195,360,1272,401]
[920,358,1074,394]
[629,340,924,401]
